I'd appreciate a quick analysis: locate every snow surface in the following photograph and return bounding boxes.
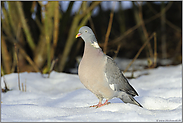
[1,64,182,122]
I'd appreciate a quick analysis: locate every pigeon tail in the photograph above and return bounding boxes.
[119,92,143,107]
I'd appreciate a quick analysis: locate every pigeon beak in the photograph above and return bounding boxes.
[76,33,81,38]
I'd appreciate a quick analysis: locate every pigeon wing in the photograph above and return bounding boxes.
[104,56,139,96]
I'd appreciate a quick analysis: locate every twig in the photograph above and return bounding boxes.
[113,44,121,60]
[124,33,155,73]
[25,79,26,92]
[1,36,11,74]
[11,51,16,73]
[153,32,157,67]
[47,58,58,78]
[138,2,153,58]
[79,1,101,19]
[127,72,149,79]
[1,69,10,92]
[14,43,21,91]
[53,1,59,49]
[16,1,36,51]
[101,22,141,47]
[22,83,24,92]
[89,17,97,39]
[104,1,116,54]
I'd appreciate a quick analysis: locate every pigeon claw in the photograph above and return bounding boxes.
[90,102,102,108]
[90,100,111,108]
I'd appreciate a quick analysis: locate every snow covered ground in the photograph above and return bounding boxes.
[1,64,182,122]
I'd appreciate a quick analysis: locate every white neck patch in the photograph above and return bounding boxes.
[91,42,100,48]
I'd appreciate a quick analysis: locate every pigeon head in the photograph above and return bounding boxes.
[76,26,100,48]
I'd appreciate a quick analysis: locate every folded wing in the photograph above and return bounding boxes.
[104,56,139,96]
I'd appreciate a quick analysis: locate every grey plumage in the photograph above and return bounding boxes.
[76,26,143,108]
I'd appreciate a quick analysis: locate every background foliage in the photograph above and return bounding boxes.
[1,1,182,75]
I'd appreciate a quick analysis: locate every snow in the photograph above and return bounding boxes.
[1,64,182,122]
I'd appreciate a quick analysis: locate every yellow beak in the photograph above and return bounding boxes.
[76,33,81,38]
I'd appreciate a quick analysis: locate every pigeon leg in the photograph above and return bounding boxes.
[90,97,103,107]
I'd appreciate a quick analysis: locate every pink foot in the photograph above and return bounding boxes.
[90,100,111,108]
[90,102,102,107]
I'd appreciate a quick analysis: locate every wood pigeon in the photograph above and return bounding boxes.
[76,26,143,108]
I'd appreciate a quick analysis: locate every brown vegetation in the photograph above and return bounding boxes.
[1,1,182,75]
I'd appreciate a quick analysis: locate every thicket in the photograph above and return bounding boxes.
[1,1,182,75]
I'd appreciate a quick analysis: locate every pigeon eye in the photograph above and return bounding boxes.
[85,30,88,33]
